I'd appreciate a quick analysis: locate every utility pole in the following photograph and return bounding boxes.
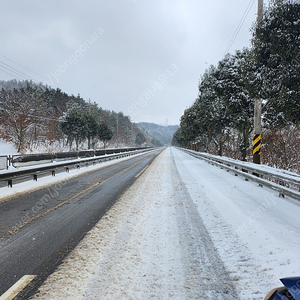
[253,0,263,164]
[116,113,119,148]
[258,0,263,22]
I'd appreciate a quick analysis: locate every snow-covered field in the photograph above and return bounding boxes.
[0,140,17,155]
[31,147,300,300]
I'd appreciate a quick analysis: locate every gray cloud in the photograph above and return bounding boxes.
[0,0,258,125]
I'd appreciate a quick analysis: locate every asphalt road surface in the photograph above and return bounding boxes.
[0,148,163,299]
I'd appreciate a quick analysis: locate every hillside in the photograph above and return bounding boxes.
[137,122,179,146]
[0,80,152,153]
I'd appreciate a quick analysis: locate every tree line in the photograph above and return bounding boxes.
[0,80,148,152]
[172,0,300,172]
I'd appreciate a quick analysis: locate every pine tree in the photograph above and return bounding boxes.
[84,111,99,149]
[252,0,300,125]
[135,133,146,146]
[61,104,88,151]
[214,49,254,160]
[98,122,113,149]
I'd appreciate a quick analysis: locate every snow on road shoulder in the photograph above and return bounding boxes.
[31,147,238,300]
[0,152,146,201]
[172,147,300,299]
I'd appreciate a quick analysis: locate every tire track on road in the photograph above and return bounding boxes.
[170,150,239,299]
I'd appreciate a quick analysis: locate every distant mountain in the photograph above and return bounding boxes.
[137,122,179,146]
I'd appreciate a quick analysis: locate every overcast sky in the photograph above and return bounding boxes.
[0,0,260,125]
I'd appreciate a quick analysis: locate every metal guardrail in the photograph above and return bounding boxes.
[181,148,300,201]
[0,147,154,187]
[11,147,150,168]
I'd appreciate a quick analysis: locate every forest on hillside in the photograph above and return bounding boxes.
[0,80,153,153]
[137,122,179,146]
[172,0,300,173]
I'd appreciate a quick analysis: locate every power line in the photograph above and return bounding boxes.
[0,66,28,81]
[0,106,65,122]
[0,54,49,82]
[224,0,256,56]
[0,61,40,83]
[0,54,78,94]
[0,63,34,82]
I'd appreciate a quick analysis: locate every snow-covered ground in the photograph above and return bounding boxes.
[31,147,300,300]
[184,148,300,179]
[0,140,17,155]
[0,138,130,156]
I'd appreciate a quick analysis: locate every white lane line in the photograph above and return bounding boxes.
[0,275,36,300]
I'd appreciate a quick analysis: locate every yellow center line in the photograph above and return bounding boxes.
[4,153,155,236]
[6,181,102,236]
[0,153,149,203]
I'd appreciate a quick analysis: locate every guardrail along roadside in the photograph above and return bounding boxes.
[180,148,300,201]
[0,147,154,188]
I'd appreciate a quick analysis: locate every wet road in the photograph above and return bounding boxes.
[0,148,162,298]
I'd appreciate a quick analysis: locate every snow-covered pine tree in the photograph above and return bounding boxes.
[61,103,88,151]
[252,0,300,125]
[98,122,113,149]
[214,49,254,160]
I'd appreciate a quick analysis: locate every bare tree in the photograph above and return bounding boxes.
[0,88,39,152]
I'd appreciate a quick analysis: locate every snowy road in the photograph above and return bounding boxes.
[31,147,300,300]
